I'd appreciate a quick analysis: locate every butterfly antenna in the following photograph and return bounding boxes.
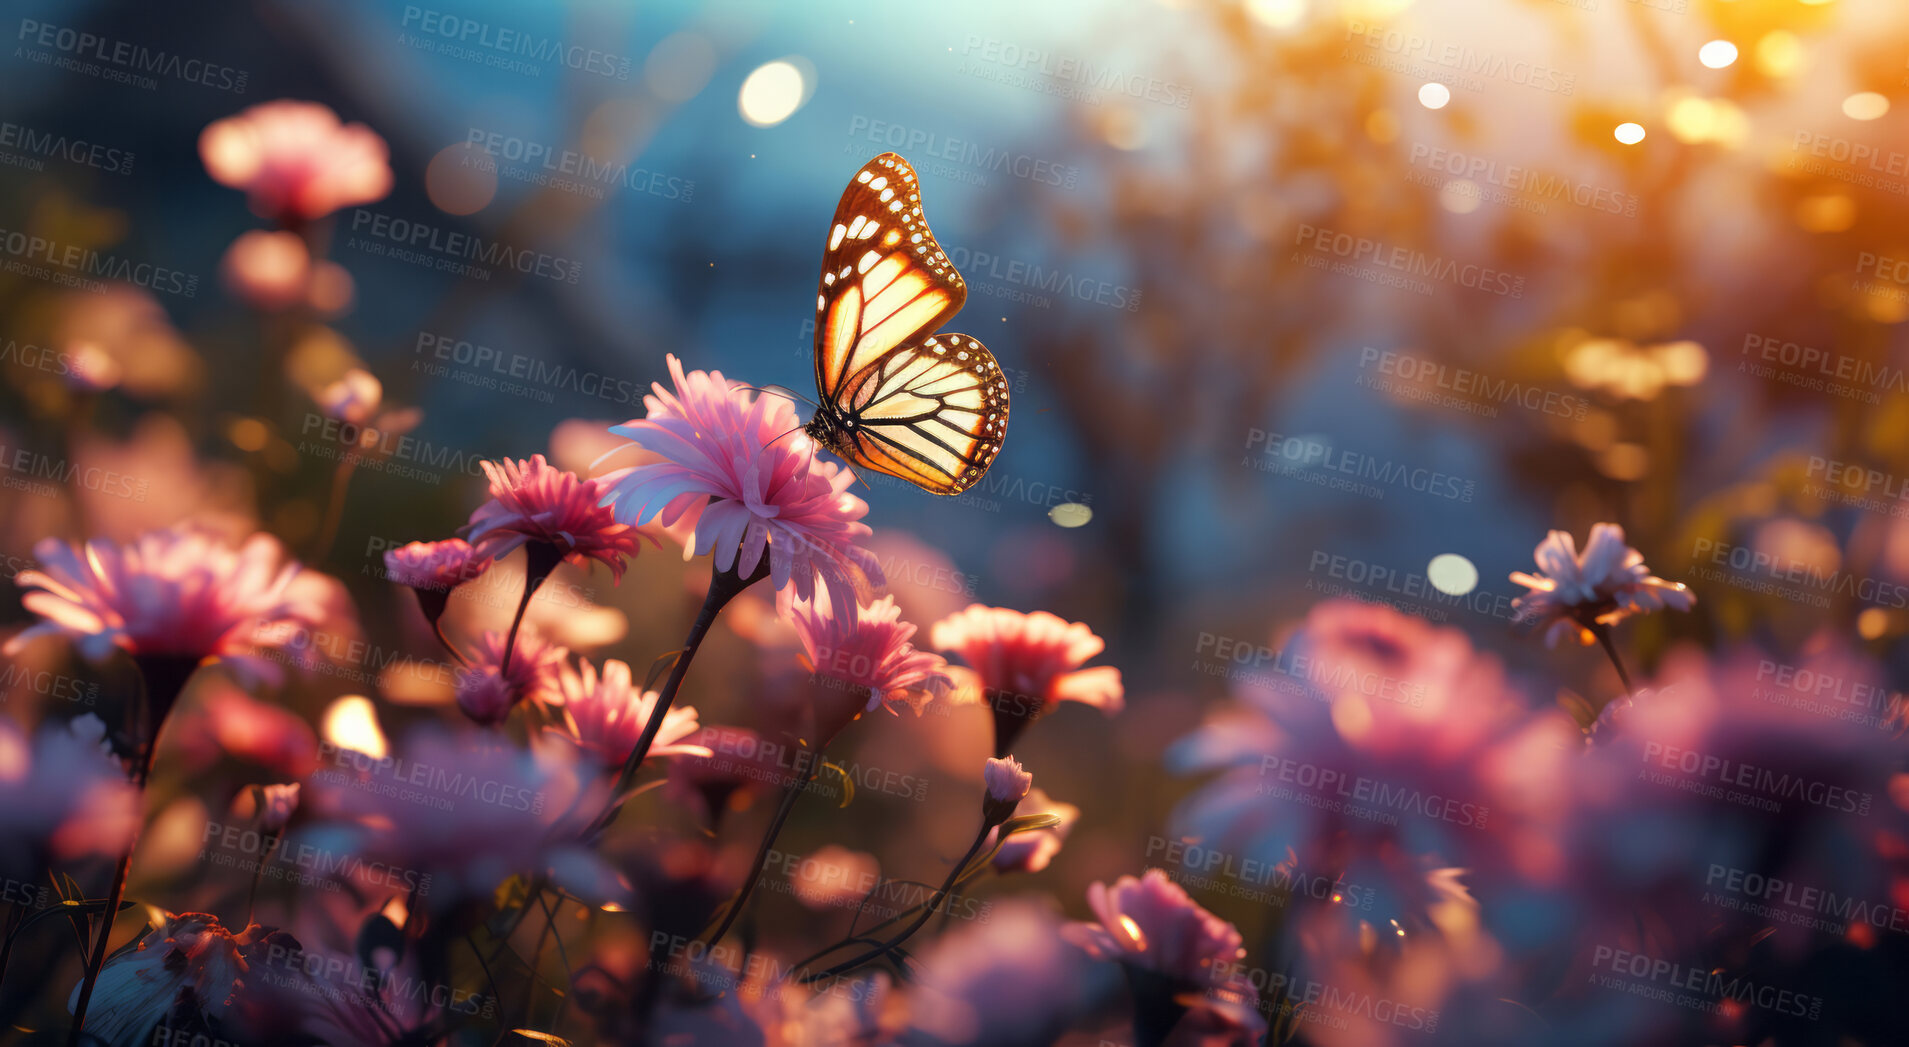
[736,383,819,411]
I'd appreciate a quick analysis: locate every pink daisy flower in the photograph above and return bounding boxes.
[1510,522,1694,647]
[548,657,706,767]
[0,717,140,880]
[1064,869,1247,987]
[199,100,392,224]
[785,588,951,744]
[1063,870,1265,1046]
[5,527,343,699]
[465,455,645,582]
[382,538,492,592]
[930,604,1124,755]
[597,355,884,611]
[455,629,567,726]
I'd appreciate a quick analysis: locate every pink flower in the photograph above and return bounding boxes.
[982,787,1079,874]
[199,100,392,223]
[0,718,139,880]
[465,455,645,582]
[308,726,619,906]
[1063,871,1266,1046]
[1065,869,1247,986]
[455,629,567,725]
[982,755,1033,824]
[549,657,704,766]
[5,527,343,688]
[598,355,884,610]
[786,588,951,743]
[930,604,1124,755]
[1510,523,1694,647]
[1169,600,1577,930]
[382,538,492,592]
[905,901,1093,1046]
[68,913,299,1046]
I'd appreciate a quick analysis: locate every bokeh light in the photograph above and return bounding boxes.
[1698,41,1738,69]
[1844,91,1890,121]
[738,59,811,127]
[1417,82,1450,109]
[1614,121,1646,144]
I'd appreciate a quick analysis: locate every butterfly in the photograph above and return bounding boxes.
[802,153,1009,496]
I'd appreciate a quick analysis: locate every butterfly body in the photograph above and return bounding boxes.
[806,154,1009,496]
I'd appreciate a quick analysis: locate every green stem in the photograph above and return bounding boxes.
[702,741,826,948]
[801,824,990,983]
[608,560,768,804]
[1592,624,1635,698]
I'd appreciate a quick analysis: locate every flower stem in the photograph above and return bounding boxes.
[501,542,565,676]
[608,560,769,802]
[800,825,989,983]
[702,741,827,948]
[1592,624,1635,698]
[66,733,160,1046]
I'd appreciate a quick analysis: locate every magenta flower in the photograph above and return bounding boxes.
[5,527,343,692]
[1169,600,1577,930]
[1510,523,1694,647]
[455,629,567,726]
[982,787,1079,874]
[0,718,139,880]
[1065,869,1247,986]
[382,538,492,592]
[786,589,951,743]
[549,657,705,767]
[597,354,884,610]
[1063,870,1265,1047]
[465,455,646,582]
[308,726,619,906]
[199,100,392,223]
[930,604,1124,755]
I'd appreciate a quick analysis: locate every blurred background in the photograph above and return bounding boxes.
[5,0,1909,1043]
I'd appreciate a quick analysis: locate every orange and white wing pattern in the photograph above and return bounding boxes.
[833,333,1009,495]
[810,153,1010,496]
[813,153,966,402]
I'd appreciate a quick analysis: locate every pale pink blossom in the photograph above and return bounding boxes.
[0,717,139,879]
[598,354,884,610]
[5,527,345,687]
[1169,600,1578,929]
[982,787,1079,874]
[382,538,492,592]
[199,100,392,223]
[1064,869,1247,986]
[785,588,951,743]
[549,657,705,766]
[465,455,646,581]
[1510,523,1694,647]
[455,629,567,725]
[931,604,1124,755]
[307,726,619,906]
[983,755,1033,813]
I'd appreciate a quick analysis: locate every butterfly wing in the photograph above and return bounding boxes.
[832,333,1009,495]
[812,154,1007,495]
